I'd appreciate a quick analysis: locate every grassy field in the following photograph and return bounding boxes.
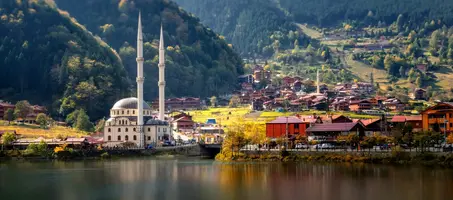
[0,121,88,139]
[189,107,378,129]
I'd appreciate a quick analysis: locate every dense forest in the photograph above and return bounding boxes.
[54,0,244,101]
[174,0,310,56]
[0,0,130,120]
[279,0,453,27]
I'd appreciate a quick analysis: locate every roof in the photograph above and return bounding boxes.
[145,119,169,125]
[391,116,406,123]
[306,122,362,132]
[112,97,151,110]
[391,115,421,123]
[66,138,87,142]
[267,116,305,124]
[360,119,380,126]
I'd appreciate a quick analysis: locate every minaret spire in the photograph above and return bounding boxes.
[136,11,145,148]
[158,23,166,121]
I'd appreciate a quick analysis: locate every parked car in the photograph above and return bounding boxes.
[145,144,154,149]
[162,141,174,146]
[317,143,335,149]
[295,143,309,149]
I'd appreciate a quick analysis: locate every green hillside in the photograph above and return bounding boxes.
[54,0,244,99]
[279,0,453,27]
[0,0,130,120]
[174,0,311,56]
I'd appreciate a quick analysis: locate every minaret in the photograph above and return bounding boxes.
[136,12,145,148]
[316,69,320,94]
[158,24,165,120]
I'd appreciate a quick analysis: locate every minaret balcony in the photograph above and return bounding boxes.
[158,81,166,86]
[158,63,165,68]
[136,57,144,62]
[136,77,145,82]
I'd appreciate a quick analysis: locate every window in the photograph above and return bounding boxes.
[127,110,129,114]
[125,135,129,141]
[125,128,128,132]
[450,114,452,118]
[133,135,137,140]
[108,136,111,141]
[122,110,124,115]
[158,128,161,132]
[294,124,299,129]
[133,110,135,114]
[148,128,151,132]
[108,128,111,133]
[147,136,151,141]
[450,123,453,128]
[133,128,136,132]
[118,136,121,141]
[118,128,121,132]
[163,128,167,132]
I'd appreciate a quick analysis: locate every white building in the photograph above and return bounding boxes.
[103,12,169,148]
[103,97,169,147]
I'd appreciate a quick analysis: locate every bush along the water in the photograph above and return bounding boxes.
[215,149,453,167]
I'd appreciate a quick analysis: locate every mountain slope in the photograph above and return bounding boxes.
[54,0,244,99]
[278,0,453,26]
[0,0,130,120]
[174,0,310,56]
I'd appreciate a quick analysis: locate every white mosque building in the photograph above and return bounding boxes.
[103,13,170,148]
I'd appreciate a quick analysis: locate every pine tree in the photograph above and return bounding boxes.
[3,108,14,124]
[75,109,94,132]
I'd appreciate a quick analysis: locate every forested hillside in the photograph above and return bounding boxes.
[279,0,453,27]
[174,0,310,56]
[54,0,244,100]
[0,0,130,120]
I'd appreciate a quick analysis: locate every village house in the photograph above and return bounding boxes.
[412,88,427,100]
[421,103,453,134]
[153,97,201,111]
[292,80,303,91]
[238,74,254,84]
[330,99,350,111]
[172,113,195,133]
[252,98,265,111]
[306,122,365,138]
[0,102,15,119]
[384,98,406,112]
[391,115,422,132]
[349,99,372,112]
[253,65,271,83]
[359,118,389,136]
[266,116,309,138]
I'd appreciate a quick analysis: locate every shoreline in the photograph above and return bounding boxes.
[215,150,453,167]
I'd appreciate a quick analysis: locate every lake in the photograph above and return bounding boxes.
[1,158,453,200]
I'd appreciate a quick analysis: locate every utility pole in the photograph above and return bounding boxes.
[284,101,289,149]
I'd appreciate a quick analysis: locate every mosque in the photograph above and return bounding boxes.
[103,13,170,148]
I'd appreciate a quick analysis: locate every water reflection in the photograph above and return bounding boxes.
[1,159,453,200]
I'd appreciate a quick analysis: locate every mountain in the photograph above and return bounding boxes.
[0,0,130,120]
[54,0,244,100]
[174,0,310,56]
[278,0,453,27]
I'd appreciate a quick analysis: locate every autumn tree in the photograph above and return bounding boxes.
[210,96,217,107]
[3,108,15,124]
[229,95,241,108]
[95,118,106,133]
[14,100,32,124]
[1,132,15,150]
[36,113,48,129]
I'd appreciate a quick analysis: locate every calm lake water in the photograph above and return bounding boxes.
[1,158,453,200]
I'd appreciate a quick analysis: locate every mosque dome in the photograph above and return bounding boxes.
[112,97,151,110]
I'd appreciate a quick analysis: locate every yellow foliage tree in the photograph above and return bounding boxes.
[54,143,68,153]
[447,134,453,144]
[244,122,266,144]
